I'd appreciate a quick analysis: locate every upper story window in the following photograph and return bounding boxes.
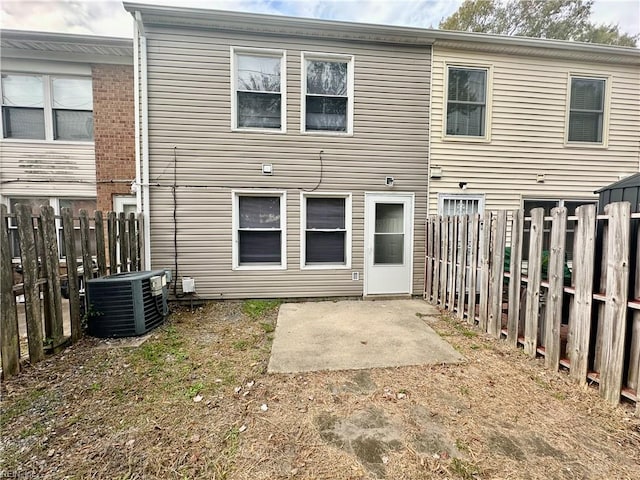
[302,53,354,134]
[1,74,93,141]
[567,76,606,144]
[232,48,285,132]
[446,66,489,139]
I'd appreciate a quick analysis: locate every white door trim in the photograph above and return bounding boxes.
[113,195,137,213]
[363,192,414,296]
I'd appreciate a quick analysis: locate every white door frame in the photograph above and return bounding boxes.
[364,192,414,296]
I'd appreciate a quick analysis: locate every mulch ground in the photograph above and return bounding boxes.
[1,300,639,480]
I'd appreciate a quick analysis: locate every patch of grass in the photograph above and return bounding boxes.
[450,458,482,480]
[0,389,48,429]
[232,339,250,351]
[90,382,101,391]
[455,438,470,453]
[186,382,205,397]
[242,299,281,319]
[259,322,275,333]
[552,391,566,401]
[459,386,470,396]
[19,421,46,439]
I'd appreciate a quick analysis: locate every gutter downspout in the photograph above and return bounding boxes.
[133,14,142,214]
[135,11,152,270]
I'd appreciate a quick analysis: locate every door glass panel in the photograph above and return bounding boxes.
[374,203,404,265]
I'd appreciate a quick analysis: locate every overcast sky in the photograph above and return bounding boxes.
[1,0,639,43]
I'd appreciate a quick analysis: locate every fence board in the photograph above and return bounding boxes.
[425,217,433,300]
[129,212,138,272]
[61,208,81,343]
[431,216,441,304]
[137,213,145,270]
[507,209,523,346]
[40,206,64,348]
[448,216,458,312]
[457,215,469,320]
[118,212,128,273]
[440,217,449,307]
[631,214,640,414]
[594,216,609,372]
[468,214,480,323]
[1,205,20,377]
[16,204,44,363]
[95,211,107,277]
[489,211,507,338]
[79,210,93,288]
[525,208,544,357]
[479,211,492,332]
[568,204,596,383]
[600,202,631,405]
[107,212,117,274]
[544,207,567,371]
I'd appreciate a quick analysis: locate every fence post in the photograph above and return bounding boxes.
[1,205,20,377]
[40,205,64,349]
[479,211,492,332]
[488,210,507,338]
[568,204,596,384]
[431,216,441,304]
[16,204,45,363]
[544,207,567,371]
[61,208,82,343]
[600,202,630,405]
[507,209,524,346]
[457,215,469,320]
[108,211,117,273]
[468,214,480,324]
[525,208,544,357]
[95,211,107,277]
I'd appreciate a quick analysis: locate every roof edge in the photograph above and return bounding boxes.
[1,29,132,46]
[123,1,640,58]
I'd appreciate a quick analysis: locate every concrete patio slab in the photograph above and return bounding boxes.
[268,299,464,373]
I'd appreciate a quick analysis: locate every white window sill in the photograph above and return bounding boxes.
[563,141,608,149]
[301,264,351,270]
[442,135,490,143]
[233,264,287,271]
[301,130,353,137]
[231,127,287,135]
[1,138,95,145]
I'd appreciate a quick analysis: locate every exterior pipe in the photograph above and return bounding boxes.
[135,11,152,270]
[133,14,142,214]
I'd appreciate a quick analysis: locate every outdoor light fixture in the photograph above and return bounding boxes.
[385,176,394,187]
[459,182,468,190]
[536,174,545,183]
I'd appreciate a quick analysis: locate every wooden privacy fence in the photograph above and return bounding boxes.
[425,201,639,410]
[1,204,145,379]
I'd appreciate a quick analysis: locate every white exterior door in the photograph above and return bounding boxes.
[364,193,414,295]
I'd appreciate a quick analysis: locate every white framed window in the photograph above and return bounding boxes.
[444,65,491,141]
[231,47,286,132]
[566,75,608,145]
[1,73,93,141]
[232,191,286,270]
[6,197,96,259]
[301,52,354,135]
[437,193,485,216]
[300,192,352,269]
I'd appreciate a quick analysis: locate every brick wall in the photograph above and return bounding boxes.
[92,64,135,212]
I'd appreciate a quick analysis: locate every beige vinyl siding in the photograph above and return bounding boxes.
[143,26,430,299]
[429,47,640,214]
[0,141,96,198]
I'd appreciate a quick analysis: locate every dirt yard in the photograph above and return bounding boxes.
[1,300,639,480]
